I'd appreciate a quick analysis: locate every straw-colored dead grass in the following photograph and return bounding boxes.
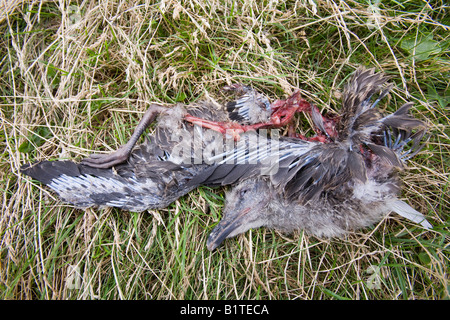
[1,0,448,299]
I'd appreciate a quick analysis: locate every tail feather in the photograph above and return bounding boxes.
[381,102,425,131]
[383,127,427,162]
[337,69,391,144]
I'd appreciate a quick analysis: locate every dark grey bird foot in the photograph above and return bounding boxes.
[81,145,130,168]
[81,104,168,169]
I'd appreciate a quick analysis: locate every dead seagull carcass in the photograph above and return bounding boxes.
[20,69,432,250]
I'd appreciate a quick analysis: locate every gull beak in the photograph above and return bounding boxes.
[206,208,250,251]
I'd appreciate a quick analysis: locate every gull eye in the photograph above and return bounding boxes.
[239,189,249,197]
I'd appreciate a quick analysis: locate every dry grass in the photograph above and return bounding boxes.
[1,0,449,299]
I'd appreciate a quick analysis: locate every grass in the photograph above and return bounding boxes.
[0,0,449,300]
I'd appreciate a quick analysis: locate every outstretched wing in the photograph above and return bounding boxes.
[20,143,205,211]
[200,134,362,203]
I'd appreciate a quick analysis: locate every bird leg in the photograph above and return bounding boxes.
[184,91,312,140]
[82,104,167,168]
[182,115,247,140]
[183,113,295,140]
